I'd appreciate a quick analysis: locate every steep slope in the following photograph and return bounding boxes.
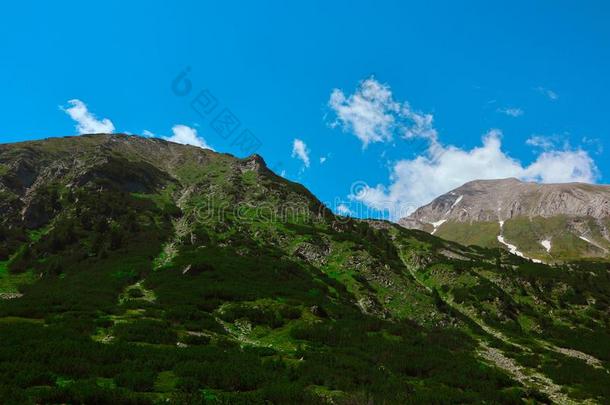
[0,135,609,403]
[400,178,610,262]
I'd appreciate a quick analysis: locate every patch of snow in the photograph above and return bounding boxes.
[430,219,447,235]
[450,195,463,210]
[431,219,447,228]
[497,220,543,263]
[540,239,552,253]
[579,236,593,244]
[579,235,609,253]
[445,195,464,216]
[497,235,527,258]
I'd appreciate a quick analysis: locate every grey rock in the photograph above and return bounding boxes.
[403,178,610,225]
[292,241,331,265]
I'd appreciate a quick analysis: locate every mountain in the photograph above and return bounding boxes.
[400,178,610,262]
[1,135,610,404]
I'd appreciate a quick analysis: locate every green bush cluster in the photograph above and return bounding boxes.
[113,319,177,345]
[219,302,301,328]
[1,140,607,403]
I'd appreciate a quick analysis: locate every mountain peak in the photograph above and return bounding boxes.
[243,153,267,165]
[405,177,610,223]
[462,177,522,187]
[399,178,610,261]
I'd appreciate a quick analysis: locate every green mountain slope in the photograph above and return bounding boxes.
[1,135,609,404]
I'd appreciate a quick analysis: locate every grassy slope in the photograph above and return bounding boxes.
[0,135,609,403]
[435,216,610,263]
[435,220,501,248]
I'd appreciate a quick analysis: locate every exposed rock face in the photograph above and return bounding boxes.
[396,217,429,232]
[401,178,610,226]
[0,134,329,230]
[238,154,267,173]
[399,178,610,261]
[292,241,331,265]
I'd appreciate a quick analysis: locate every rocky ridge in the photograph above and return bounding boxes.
[400,178,610,261]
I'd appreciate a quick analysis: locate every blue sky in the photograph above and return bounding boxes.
[1,1,608,219]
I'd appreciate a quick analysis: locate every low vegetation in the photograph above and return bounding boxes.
[0,135,608,403]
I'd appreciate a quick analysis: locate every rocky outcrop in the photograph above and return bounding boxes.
[402,178,610,225]
[397,217,429,231]
[292,241,331,265]
[238,154,267,174]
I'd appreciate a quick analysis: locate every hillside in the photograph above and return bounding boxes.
[1,135,610,403]
[400,178,610,262]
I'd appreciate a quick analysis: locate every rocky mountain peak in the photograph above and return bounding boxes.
[399,178,610,261]
[239,154,268,173]
[403,178,610,225]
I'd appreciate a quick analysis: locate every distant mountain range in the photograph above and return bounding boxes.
[400,178,610,262]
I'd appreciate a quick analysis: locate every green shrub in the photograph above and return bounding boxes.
[114,320,176,344]
[127,288,144,298]
[182,334,211,345]
[219,303,293,328]
[115,371,156,392]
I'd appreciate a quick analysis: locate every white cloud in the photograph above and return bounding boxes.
[526,134,562,150]
[522,149,597,183]
[328,78,599,220]
[319,156,327,164]
[353,129,599,220]
[526,134,589,153]
[61,99,115,134]
[328,77,437,148]
[498,107,524,117]
[536,87,559,100]
[291,138,310,168]
[163,125,214,150]
[142,130,155,137]
[336,204,354,216]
